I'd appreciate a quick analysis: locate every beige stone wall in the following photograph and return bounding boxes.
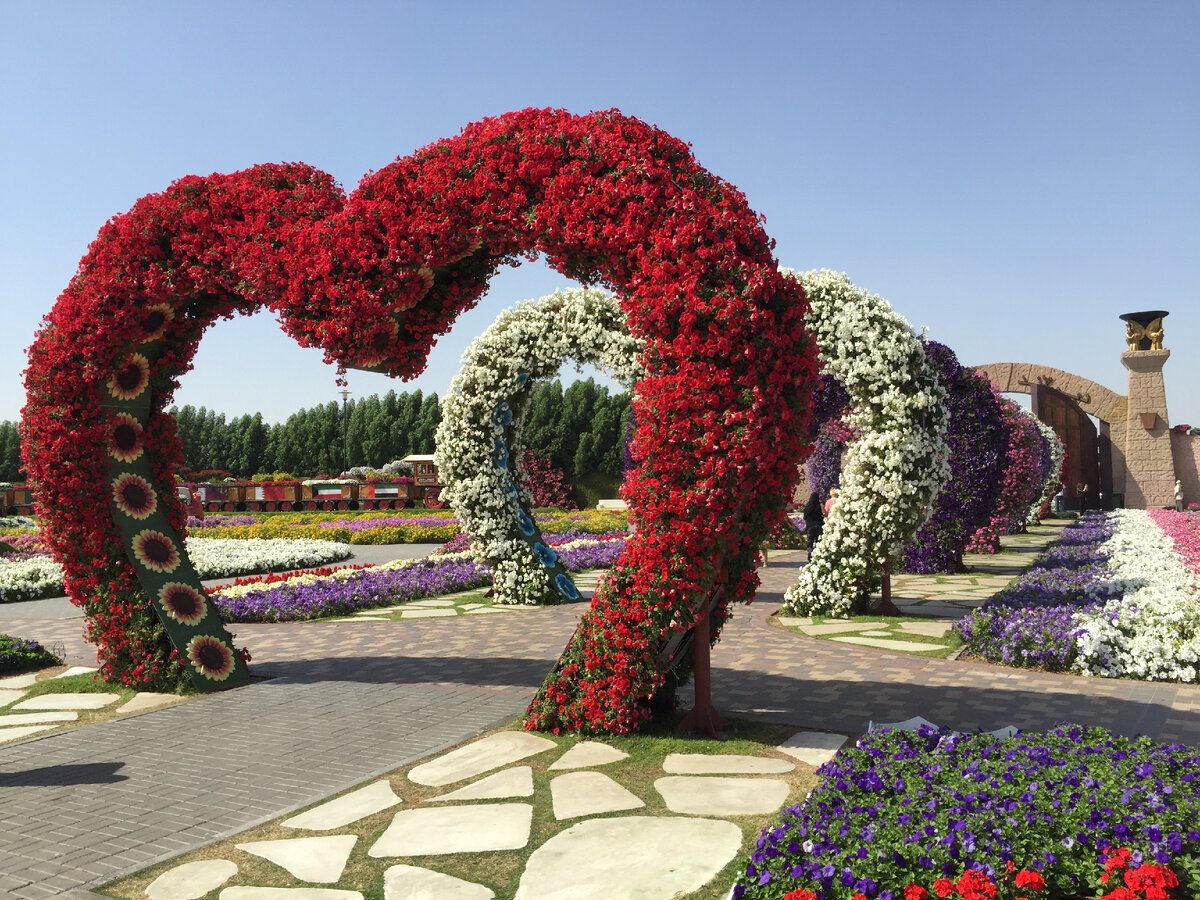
[1172,433,1200,508]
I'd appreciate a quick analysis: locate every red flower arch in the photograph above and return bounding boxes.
[22,108,817,731]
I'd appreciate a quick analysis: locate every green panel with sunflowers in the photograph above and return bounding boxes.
[102,346,248,691]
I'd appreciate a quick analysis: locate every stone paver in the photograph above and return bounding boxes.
[828,635,946,652]
[0,710,78,726]
[0,689,26,706]
[777,731,848,767]
[369,804,533,857]
[662,753,793,774]
[220,888,362,899]
[407,731,555,786]
[146,859,238,900]
[12,691,121,710]
[513,816,742,900]
[796,621,882,636]
[383,864,495,900]
[428,766,533,802]
[550,771,644,820]
[405,599,459,608]
[654,776,790,816]
[0,674,38,689]
[0,723,58,741]
[282,781,401,831]
[119,693,184,715]
[398,609,458,619]
[898,621,953,636]
[53,666,99,679]
[235,835,357,883]
[549,741,628,770]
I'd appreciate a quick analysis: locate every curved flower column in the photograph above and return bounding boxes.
[1026,417,1065,526]
[899,341,1007,573]
[781,269,950,618]
[965,393,1044,553]
[435,288,641,605]
[24,108,817,729]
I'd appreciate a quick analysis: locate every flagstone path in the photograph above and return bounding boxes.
[2,523,1200,898]
[134,728,844,900]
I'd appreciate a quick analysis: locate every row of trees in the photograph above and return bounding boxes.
[0,378,633,485]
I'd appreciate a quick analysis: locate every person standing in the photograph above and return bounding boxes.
[802,491,824,554]
[1177,479,1186,512]
[824,487,840,517]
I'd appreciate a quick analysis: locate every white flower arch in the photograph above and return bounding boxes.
[782,269,951,617]
[435,288,642,604]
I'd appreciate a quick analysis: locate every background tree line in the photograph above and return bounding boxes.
[0,379,631,492]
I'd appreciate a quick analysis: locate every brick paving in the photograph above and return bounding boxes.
[2,550,1200,896]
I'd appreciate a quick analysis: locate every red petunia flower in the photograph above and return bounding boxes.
[132,529,180,573]
[107,413,145,462]
[159,582,207,625]
[106,353,150,400]
[111,472,157,519]
[186,634,235,680]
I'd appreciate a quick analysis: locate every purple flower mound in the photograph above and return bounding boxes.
[186,515,260,528]
[317,515,460,531]
[213,557,491,622]
[952,513,1114,670]
[901,341,1007,573]
[555,537,625,570]
[731,722,1200,900]
[805,374,852,499]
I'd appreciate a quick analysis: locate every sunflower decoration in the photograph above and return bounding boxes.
[360,318,400,368]
[107,412,145,463]
[139,303,175,343]
[111,472,157,520]
[106,352,151,401]
[185,634,235,681]
[131,529,181,574]
[159,582,207,625]
[442,235,483,265]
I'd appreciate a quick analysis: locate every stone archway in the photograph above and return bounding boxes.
[976,363,1127,508]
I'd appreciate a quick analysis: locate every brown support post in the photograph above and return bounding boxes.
[677,606,728,738]
[877,557,902,617]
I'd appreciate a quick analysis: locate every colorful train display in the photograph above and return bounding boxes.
[2,457,446,516]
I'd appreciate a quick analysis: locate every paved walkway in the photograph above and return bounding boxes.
[2,539,1200,897]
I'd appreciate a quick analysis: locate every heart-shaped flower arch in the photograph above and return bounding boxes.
[22,108,816,731]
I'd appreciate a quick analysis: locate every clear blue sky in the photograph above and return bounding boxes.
[2,1,1196,431]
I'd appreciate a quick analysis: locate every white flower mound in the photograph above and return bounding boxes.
[185,538,352,579]
[1025,416,1065,527]
[0,557,62,602]
[1074,509,1200,682]
[435,288,642,605]
[0,538,352,602]
[782,269,950,618]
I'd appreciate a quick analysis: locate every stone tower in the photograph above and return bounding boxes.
[1120,310,1176,508]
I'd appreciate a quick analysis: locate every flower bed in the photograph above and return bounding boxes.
[952,514,1114,671]
[732,723,1200,900]
[0,538,352,603]
[955,510,1200,683]
[1074,510,1200,683]
[209,534,626,620]
[0,634,63,674]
